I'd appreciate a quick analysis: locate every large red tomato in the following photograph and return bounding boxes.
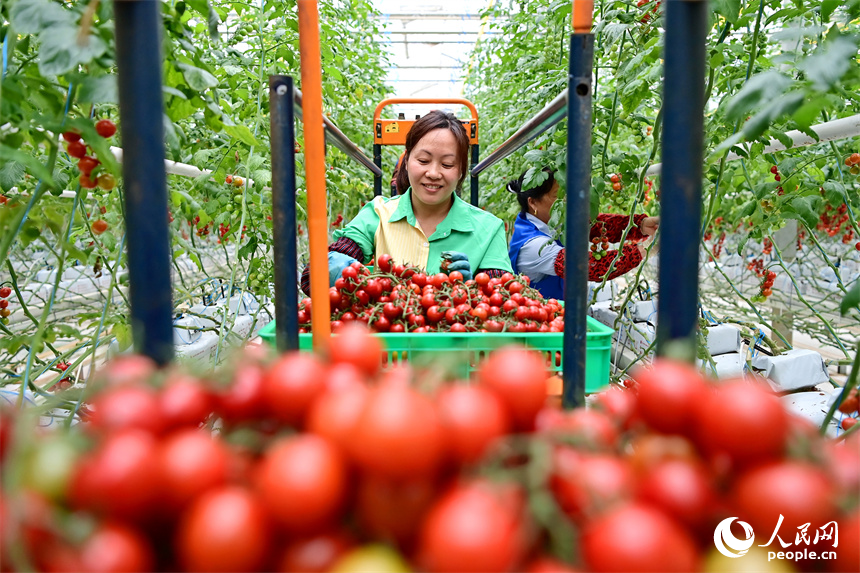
[537,409,619,450]
[351,384,445,480]
[631,359,708,436]
[551,449,633,522]
[478,346,548,430]
[730,461,837,533]
[328,324,384,377]
[92,355,156,387]
[158,374,213,431]
[215,363,266,425]
[635,458,717,532]
[417,481,529,573]
[592,385,636,428]
[157,429,230,514]
[826,510,858,572]
[255,435,347,534]
[87,385,164,435]
[176,486,271,572]
[74,430,160,522]
[581,503,700,572]
[306,384,369,455]
[277,530,355,573]
[436,384,511,466]
[355,475,438,548]
[78,521,154,573]
[262,352,327,426]
[696,380,789,466]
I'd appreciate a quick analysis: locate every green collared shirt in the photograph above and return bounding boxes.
[333,189,513,274]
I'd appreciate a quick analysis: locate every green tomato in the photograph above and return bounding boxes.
[25,436,80,502]
[234,195,243,204]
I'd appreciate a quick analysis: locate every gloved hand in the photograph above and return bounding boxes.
[328,251,358,286]
[440,251,473,281]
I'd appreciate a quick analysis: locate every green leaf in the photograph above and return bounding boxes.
[223,124,260,147]
[38,25,107,77]
[10,0,71,34]
[798,36,859,91]
[725,71,791,122]
[77,75,118,104]
[820,0,840,22]
[523,149,546,162]
[177,63,219,91]
[113,322,133,352]
[713,0,741,24]
[788,196,821,228]
[840,281,860,316]
[0,144,58,188]
[0,160,26,192]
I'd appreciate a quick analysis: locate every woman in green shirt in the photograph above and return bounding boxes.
[301,110,512,294]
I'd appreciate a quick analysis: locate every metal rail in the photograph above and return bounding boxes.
[292,88,382,176]
[470,89,568,176]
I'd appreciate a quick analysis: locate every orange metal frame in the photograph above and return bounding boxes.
[572,0,594,33]
[372,98,479,146]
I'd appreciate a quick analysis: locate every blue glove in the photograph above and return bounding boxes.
[328,251,358,286]
[441,251,473,281]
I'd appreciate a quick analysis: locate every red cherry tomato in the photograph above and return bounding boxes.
[78,521,154,573]
[632,359,709,437]
[158,429,230,514]
[351,383,445,480]
[581,503,700,572]
[95,119,117,138]
[177,486,271,573]
[478,347,548,431]
[262,352,327,426]
[436,385,511,465]
[255,435,348,534]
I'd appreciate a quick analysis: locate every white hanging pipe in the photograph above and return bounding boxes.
[643,113,860,176]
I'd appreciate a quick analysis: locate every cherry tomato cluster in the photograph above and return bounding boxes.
[302,255,564,334]
[331,213,344,228]
[709,231,726,261]
[609,173,623,192]
[844,152,860,175]
[643,178,654,205]
[0,285,12,321]
[2,339,857,573]
[637,0,662,24]
[756,269,777,299]
[590,226,611,260]
[818,203,850,236]
[798,229,805,251]
[225,174,244,187]
[838,388,859,432]
[762,236,773,255]
[843,229,855,245]
[63,121,117,191]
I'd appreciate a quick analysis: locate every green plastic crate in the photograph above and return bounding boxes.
[257,316,613,393]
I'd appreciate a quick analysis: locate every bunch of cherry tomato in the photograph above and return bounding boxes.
[0,285,12,321]
[1,327,857,572]
[63,119,117,191]
[300,255,564,334]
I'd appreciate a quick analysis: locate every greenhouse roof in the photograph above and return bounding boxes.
[373,0,498,100]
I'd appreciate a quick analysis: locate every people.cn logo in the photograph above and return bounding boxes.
[714,517,756,558]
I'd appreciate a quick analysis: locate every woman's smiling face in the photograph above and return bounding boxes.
[406,128,461,209]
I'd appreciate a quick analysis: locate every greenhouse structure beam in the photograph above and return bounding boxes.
[470,89,568,176]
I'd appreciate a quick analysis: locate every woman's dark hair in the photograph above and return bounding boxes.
[507,168,556,213]
[395,110,470,194]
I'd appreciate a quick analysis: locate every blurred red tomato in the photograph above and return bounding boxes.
[478,347,548,431]
[436,384,511,465]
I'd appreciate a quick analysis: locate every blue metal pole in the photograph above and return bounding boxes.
[563,32,594,409]
[374,144,383,197]
[470,144,480,206]
[656,0,708,361]
[270,75,299,352]
[113,0,174,365]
